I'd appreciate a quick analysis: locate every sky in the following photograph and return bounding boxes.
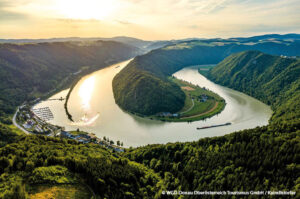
[0,0,299,40]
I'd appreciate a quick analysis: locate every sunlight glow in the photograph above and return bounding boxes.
[71,113,100,126]
[56,0,117,20]
[78,76,96,111]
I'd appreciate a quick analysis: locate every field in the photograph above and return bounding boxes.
[152,77,225,122]
[28,184,93,199]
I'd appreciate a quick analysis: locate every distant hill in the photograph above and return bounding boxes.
[204,50,300,124]
[231,33,300,42]
[0,40,140,117]
[113,37,300,116]
[0,36,171,52]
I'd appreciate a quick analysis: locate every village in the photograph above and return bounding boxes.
[15,103,125,152]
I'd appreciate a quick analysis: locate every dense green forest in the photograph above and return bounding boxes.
[0,135,164,198]
[0,36,299,198]
[113,38,300,116]
[0,40,139,122]
[125,125,299,196]
[204,51,300,125]
[123,51,300,198]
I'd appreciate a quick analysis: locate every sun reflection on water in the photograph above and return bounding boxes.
[78,75,96,111]
[70,113,100,126]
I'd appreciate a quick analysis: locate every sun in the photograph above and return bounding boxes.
[56,0,117,20]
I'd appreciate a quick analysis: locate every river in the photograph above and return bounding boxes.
[33,60,272,147]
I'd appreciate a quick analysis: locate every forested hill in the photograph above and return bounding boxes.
[0,37,300,198]
[113,39,300,116]
[204,51,300,125]
[123,51,300,196]
[0,135,164,198]
[0,41,139,119]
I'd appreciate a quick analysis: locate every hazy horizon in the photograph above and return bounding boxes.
[1,0,300,40]
[1,32,300,42]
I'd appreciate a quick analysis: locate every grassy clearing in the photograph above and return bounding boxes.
[27,166,93,199]
[28,184,93,199]
[7,124,24,135]
[182,99,215,117]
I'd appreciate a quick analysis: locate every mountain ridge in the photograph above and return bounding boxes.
[204,50,300,125]
[113,38,300,116]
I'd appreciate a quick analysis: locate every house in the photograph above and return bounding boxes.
[88,133,97,140]
[77,138,90,144]
[23,123,32,129]
[34,126,43,133]
[114,147,125,152]
[160,112,172,117]
[60,131,72,138]
[200,95,208,102]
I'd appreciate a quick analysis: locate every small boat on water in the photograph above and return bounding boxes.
[197,122,231,130]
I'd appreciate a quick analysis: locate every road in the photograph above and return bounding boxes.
[180,99,195,114]
[181,101,219,119]
[12,107,31,134]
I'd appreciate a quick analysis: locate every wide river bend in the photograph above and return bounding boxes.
[34,60,272,147]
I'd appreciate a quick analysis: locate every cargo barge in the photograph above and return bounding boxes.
[197,122,231,130]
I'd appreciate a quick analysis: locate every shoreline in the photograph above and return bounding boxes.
[31,65,272,147]
[63,59,133,122]
[12,58,136,139]
[111,75,227,123]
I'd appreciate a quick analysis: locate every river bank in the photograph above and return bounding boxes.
[150,77,226,122]
[33,62,272,147]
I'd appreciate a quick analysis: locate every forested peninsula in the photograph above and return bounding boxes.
[112,39,300,116]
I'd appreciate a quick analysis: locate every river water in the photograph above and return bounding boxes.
[34,60,272,147]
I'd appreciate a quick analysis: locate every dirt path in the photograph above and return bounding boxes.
[180,99,195,114]
[181,101,219,119]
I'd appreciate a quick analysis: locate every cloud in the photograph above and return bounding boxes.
[0,0,299,39]
[0,10,28,21]
[0,0,30,21]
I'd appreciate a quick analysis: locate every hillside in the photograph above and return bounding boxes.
[0,40,139,123]
[0,36,299,198]
[204,51,300,125]
[125,125,299,194]
[123,51,300,196]
[113,38,300,116]
[0,135,163,198]
[0,36,175,53]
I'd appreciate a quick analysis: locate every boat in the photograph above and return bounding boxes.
[197,122,231,130]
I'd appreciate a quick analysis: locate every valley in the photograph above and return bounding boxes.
[0,0,299,196]
[34,61,271,147]
[0,34,299,198]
